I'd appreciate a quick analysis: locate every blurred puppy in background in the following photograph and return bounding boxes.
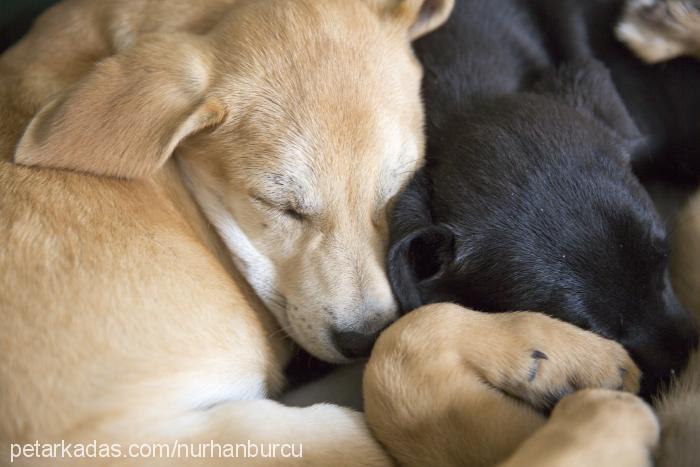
[657,192,700,467]
[619,2,700,464]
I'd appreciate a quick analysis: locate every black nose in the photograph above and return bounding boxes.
[332,329,381,359]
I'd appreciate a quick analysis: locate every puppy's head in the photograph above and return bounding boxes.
[14,0,455,363]
[617,0,700,62]
[389,60,698,396]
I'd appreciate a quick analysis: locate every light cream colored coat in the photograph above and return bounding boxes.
[1,0,452,464]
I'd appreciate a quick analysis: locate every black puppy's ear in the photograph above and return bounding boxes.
[388,224,455,313]
[388,169,456,312]
[532,59,645,156]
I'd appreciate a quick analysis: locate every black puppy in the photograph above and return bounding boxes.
[389,0,699,398]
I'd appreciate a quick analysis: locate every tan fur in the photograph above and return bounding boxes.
[615,8,700,463]
[653,191,700,467]
[671,192,700,316]
[500,389,659,467]
[364,303,646,467]
[0,0,455,464]
[617,0,700,63]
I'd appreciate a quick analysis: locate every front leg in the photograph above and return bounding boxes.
[363,304,640,467]
[501,389,659,467]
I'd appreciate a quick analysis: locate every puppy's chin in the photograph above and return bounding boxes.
[288,328,349,365]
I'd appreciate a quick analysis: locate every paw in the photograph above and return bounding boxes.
[479,313,641,411]
[551,389,660,447]
[617,0,700,62]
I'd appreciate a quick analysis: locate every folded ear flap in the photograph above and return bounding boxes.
[387,170,455,312]
[388,224,454,313]
[365,0,455,40]
[531,59,645,156]
[14,34,225,179]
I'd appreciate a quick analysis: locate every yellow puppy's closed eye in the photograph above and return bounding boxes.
[250,194,307,222]
[283,207,306,222]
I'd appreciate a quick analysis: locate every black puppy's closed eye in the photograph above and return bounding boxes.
[388,224,455,313]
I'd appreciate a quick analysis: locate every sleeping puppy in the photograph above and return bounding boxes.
[1,0,455,462]
[388,0,699,398]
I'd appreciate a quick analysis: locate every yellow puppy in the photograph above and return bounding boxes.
[1,0,453,464]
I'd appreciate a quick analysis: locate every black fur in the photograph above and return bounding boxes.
[389,0,700,398]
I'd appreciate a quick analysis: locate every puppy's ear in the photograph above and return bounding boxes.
[365,0,455,40]
[388,224,455,313]
[14,34,225,179]
[532,60,644,155]
[388,170,454,312]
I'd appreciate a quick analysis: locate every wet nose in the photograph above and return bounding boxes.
[330,291,398,359]
[332,329,382,359]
